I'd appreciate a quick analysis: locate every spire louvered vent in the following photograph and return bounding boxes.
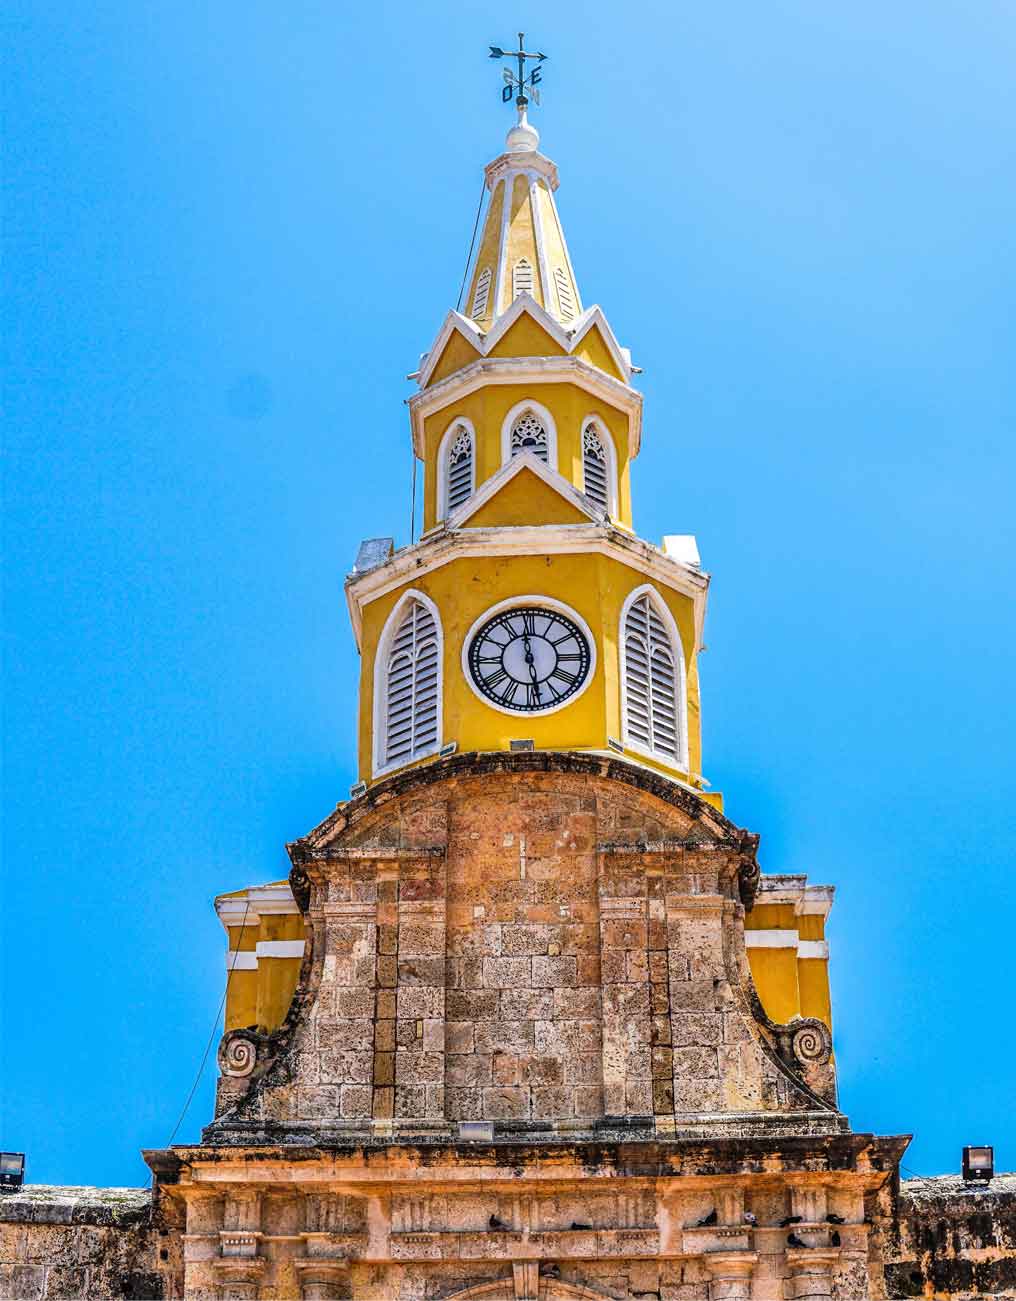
[510,410,549,463]
[513,258,534,299]
[446,426,474,513]
[471,267,492,320]
[554,266,574,320]
[624,593,681,762]
[384,601,439,766]
[582,425,609,512]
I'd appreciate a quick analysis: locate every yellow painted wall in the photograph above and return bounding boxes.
[463,468,590,528]
[747,946,801,1026]
[463,176,505,329]
[224,904,305,1034]
[573,325,626,384]
[535,181,579,318]
[422,381,633,532]
[358,549,700,786]
[500,174,544,313]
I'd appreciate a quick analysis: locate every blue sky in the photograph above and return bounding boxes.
[4,2,1014,1188]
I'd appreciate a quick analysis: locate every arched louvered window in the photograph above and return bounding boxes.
[445,424,474,514]
[471,266,491,319]
[622,590,684,764]
[513,258,533,299]
[509,409,549,463]
[378,597,440,772]
[582,424,610,513]
[554,266,574,320]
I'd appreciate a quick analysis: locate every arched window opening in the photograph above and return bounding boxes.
[582,424,610,512]
[383,600,439,768]
[445,425,474,514]
[513,258,533,299]
[510,410,549,463]
[471,267,491,319]
[623,592,682,762]
[554,266,574,320]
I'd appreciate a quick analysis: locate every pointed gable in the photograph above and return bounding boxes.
[426,328,482,387]
[573,321,627,382]
[486,309,568,361]
[461,463,591,528]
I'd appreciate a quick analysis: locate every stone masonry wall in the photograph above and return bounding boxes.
[875,1173,1016,1298]
[0,1185,182,1300]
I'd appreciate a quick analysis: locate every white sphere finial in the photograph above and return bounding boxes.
[506,104,539,153]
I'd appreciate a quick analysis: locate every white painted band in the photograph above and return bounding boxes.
[255,940,305,959]
[744,930,799,949]
[797,940,830,960]
[225,951,258,971]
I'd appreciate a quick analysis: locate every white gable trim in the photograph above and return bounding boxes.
[415,293,632,393]
[446,450,605,531]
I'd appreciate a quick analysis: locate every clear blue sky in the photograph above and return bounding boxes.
[4,2,1014,1188]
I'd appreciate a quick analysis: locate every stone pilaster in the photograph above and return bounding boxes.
[294,1259,351,1300]
[785,1247,840,1300]
[701,1250,758,1301]
[597,863,652,1117]
[393,852,448,1130]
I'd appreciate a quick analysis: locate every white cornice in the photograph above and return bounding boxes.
[214,881,299,932]
[415,294,634,404]
[447,449,606,530]
[484,149,559,192]
[411,355,642,461]
[755,875,836,920]
[344,524,709,650]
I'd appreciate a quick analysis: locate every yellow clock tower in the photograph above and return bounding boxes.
[350,100,710,798]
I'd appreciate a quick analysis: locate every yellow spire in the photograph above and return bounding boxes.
[462,111,582,330]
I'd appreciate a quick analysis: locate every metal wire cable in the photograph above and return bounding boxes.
[456,177,488,313]
[165,902,251,1148]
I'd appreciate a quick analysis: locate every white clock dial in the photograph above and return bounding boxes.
[467,605,591,712]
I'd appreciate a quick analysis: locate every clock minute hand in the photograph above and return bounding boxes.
[522,633,541,698]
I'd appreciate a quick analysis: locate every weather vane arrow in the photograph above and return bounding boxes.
[489,32,547,110]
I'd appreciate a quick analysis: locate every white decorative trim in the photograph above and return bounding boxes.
[415,294,632,398]
[372,589,444,779]
[619,583,690,771]
[544,179,583,315]
[755,876,836,919]
[500,398,558,469]
[255,940,305,959]
[345,524,710,653]
[446,450,605,531]
[412,354,642,462]
[225,950,258,970]
[435,416,477,521]
[744,929,800,949]
[215,882,298,931]
[529,174,550,309]
[797,940,830,960]
[580,413,619,517]
[459,595,598,719]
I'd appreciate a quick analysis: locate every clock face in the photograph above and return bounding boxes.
[467,605,592,712]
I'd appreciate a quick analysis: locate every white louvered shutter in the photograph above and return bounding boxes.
[582,425,609,512]
[513,258,533,299]
[510,410,549,463]
[384,601,439,766]
[554,266,575,320]
[471,267,491,319]
[624,594,680,761]
[446,426,473,513]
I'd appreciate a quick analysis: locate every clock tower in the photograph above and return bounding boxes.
[351,102,707,793]
[145,63,910,1301]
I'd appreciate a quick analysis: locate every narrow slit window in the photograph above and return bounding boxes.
[471,267,491,319]
[446,425,474,513]
[623,592,682,762]
[509,410,549,463]
[554,266,574,320]
[384,601,439,767]
[582,424,610,513]
[513,258,534,299]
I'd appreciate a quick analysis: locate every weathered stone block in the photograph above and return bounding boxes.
[482,1087,529,1119]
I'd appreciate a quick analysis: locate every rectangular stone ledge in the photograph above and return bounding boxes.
[680,1226,753,1255]
[387,1228,661,1261]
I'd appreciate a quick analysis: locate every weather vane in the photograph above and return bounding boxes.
[489,33,547,112]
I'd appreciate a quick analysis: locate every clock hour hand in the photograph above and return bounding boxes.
[522,633,541,699]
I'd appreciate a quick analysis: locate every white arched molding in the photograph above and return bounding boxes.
[619,584,688,770]
[500,399,558,470]
[372,590,443,778]
[580,415,618,517]
[436,417,476,521]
